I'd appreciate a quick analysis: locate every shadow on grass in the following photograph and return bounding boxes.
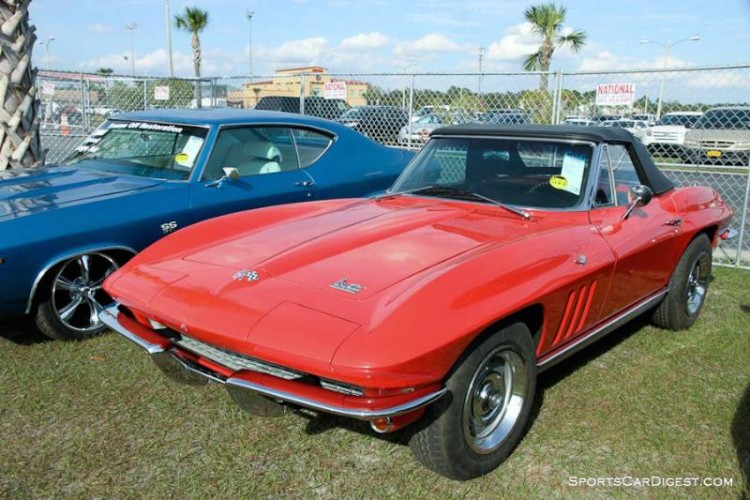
[733,383,750,497]
[740,304,750,315]
[298,313,651,451]
[0,316,50,346]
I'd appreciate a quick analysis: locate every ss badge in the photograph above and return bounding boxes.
[160,221,178,234]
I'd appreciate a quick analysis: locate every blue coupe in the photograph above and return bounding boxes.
[0,109,413,340]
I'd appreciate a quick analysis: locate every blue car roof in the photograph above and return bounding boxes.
[114,108,340,128]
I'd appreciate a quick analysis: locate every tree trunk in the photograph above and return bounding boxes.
[192,33,202,108]
[538,39,554,92]
[0,0,42,169]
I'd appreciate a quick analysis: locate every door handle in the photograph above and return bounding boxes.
[294,180,315,187]
[663,217,682,227]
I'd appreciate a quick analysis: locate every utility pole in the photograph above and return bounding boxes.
[640,34,700,119]
[246,10,254,79]
[165,0,174,77]
[477,45,485,96]
[42,36,56,71]
[125,23,138,76]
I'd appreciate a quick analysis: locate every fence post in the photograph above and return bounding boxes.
[142,79,147,110]
[79,74,90,131]
[735,162,750,268]
[210,78,216,108]
[407,74,415,150]
[299,74,306,115]
[550,70,562,125]
[556,71,565,124]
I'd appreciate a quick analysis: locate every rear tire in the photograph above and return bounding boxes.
[409,322,536,480]
[33,252,120,340]
[652,235,712,331]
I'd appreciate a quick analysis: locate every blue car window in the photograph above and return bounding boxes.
[292,129,333,168]
[203,127,300,180]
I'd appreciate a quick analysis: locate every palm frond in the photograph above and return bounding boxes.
[522,51,543,71]
[557,30,587,52]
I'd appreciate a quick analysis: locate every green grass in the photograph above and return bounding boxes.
[1,268,748,498]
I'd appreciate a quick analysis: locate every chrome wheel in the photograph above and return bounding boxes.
[685,254,709,316]
[462,347,528,454]
[51,253,119,334]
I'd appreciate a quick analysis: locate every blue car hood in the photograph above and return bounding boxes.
[0,165,164,220]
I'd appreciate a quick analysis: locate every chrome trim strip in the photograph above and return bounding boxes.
[163,351,227,384]
[25,246,137,314]
[537,289,668,372]
[100,304,166,355]
[225,377,447,420]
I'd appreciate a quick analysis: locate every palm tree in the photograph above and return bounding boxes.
[522,2,586,91]
[174,6,208,107]
[0,0,42,169]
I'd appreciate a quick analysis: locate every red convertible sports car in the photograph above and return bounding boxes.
[102,125,734,479]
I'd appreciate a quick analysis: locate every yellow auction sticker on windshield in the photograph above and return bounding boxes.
[174,153,190,165]
[549,175,568,190]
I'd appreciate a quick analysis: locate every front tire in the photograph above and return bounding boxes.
[652,234,712,331]
[409,323,537,480]
[34,253,120,340]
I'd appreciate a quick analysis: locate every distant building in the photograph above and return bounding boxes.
[226,66,370,108]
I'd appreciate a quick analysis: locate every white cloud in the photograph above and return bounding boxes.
[687,72,745,89]
[485,22,540,62]
[76,48,241,77]
[394,33,463,58]
[256,37,330,66]
[340,32,390,51]
[87,23,115,34]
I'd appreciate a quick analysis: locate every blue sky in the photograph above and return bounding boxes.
[29,0,750,77]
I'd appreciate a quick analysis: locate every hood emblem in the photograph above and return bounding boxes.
[330,278,364,294]
[233,269,260,282]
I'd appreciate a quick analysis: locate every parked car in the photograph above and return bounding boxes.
[338,105,410,143]
[639,111,703,156]
[591,114,622,123]
[411,105,451,122]
[600,119,649,137]
[562,118,595,126]
[630,113,657,126]
[483,109,531,125]
[102,124,733,480]
[398,113,446,145]
[0,109,413,340]
[682,106,750,165]
[52,105,83,125]
[254,96,350,120]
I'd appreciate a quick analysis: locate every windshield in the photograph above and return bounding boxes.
[340,108,363,120]
[658,114,702,127]
[391,137,594,209]
[63,120,208,180]
[694,109,750,130]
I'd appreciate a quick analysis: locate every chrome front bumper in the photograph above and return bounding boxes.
[101,304,446,420]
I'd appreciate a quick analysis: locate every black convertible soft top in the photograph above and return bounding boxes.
[432,124,675,195]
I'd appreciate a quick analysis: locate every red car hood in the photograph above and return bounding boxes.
[107,197,535,368]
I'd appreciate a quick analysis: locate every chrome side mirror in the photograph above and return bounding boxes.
[622,184,654,220]
[206,167,240,188]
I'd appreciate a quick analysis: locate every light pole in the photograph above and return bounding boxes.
[125,22,138,76]
[165,0,174,78]
[41,36,56,71]
[246,10,254,80]
[477,44,485,100]
[640,34,700,119]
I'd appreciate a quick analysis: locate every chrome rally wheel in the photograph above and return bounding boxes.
[409,322,537,480]
[463,348,528,454]
[34,253,120,340]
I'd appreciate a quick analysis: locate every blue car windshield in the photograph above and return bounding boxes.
[63,120,208,180]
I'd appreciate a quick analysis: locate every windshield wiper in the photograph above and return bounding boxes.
[409,185,531,220]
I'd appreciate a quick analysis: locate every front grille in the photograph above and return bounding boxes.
[174,334,305,380]
[700,140,736,148]
[652,131,680,141]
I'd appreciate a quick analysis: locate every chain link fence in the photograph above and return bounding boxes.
[37,66,750,269]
